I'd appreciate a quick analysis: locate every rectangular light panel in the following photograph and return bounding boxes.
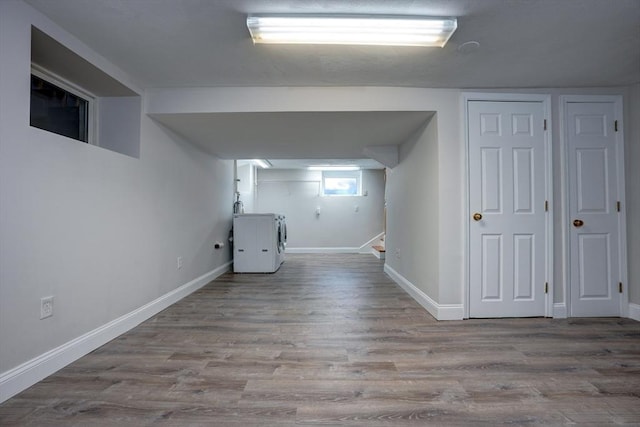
[247,15,457,47]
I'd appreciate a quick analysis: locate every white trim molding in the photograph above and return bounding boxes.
[553,303,568,319]
[286,247,361,254]
[384,264,464,321]
[0,261,232,403]
[287,232,385,255]
[629,303,640,322]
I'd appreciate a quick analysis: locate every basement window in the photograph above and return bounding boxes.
[31,26,141,158]
[30,67,95,144]
[322,170,362,196]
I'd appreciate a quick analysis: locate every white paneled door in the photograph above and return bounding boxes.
[565,100,623,317]
[468,100,548,318]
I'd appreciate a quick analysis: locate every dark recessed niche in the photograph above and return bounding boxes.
[31,26,141,158]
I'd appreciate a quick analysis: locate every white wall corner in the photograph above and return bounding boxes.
[363,145,398,168]
[0,261,232,404]
[553,303,568,319]
[384,264,464,321]
[629,303,640,322]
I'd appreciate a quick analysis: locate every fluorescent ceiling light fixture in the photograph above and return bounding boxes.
[247,14,457,47]
[308,165,360,171]
[252,159,272,168]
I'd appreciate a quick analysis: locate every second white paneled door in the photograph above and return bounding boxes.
[468,100,549,318]
[564,99,624,317]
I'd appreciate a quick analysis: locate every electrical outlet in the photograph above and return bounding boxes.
[40,296,54,319]
[395,248,401,259]
[177,256,183,269]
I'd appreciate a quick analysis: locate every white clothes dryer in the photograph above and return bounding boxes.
[233,213,284,273]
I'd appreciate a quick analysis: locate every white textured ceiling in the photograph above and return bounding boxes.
[25,0,640,89]
[24,0,640,167]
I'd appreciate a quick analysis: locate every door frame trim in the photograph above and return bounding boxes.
[560,95,628,317]
[462,92,553,319]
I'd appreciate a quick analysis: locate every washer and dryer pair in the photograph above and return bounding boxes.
[233,213,286,273]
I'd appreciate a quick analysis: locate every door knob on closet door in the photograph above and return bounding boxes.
[473,213,483,221]
[573,219,584,227]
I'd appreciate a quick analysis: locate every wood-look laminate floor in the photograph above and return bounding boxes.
[1,254,639,426]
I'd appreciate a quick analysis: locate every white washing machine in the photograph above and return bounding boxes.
[233,213,285,273]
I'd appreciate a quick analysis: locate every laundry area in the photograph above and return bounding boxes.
[230,159,388,275]
[1,1,639,419]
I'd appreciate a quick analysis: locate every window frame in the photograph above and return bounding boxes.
[30,64,97,146]
[321,170,362,197]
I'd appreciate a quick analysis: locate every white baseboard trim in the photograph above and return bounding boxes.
[0,261,232,404]
[553,303,568,319]
[629,303,640,322]
[550,303,639,320]
[384,264,464,321]
[286,247,361,254]
[286,233,386,255]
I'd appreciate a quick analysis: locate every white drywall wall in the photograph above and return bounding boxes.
[0,0,233,377]
[98,96,141,158]
[255,169,385,249]
[385,116,440,300]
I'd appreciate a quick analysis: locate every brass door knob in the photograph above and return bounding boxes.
[473,213,483,221]
[573,219,584,227]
